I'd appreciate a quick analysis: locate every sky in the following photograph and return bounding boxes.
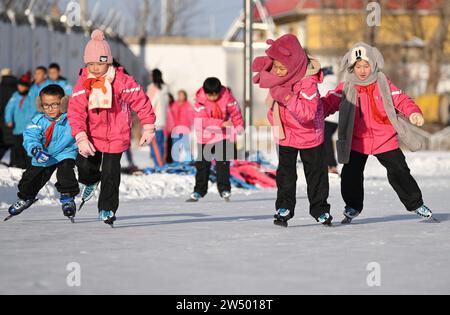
[62,0,243,39]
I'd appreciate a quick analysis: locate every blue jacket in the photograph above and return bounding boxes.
[27,80,51,110]
[49,78,73,96]
[23,113,78,167]
[4,91,36,135]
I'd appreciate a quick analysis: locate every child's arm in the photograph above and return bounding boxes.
[121,77,156,126]
[67,80,89,138]
[23,123,44,157]
[4,96,16,127]
[283,80,321,124]
[389,81,422,118]
[321,83,344,118]
[225,93,244,132]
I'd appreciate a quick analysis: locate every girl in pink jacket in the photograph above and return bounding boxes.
[166,90,195,163]
[321,42,433,224]
[187,77,244,202]
[252,34,332,227]
[68,30,156,226]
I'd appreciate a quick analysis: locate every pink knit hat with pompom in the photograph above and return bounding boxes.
[84,29,113,64]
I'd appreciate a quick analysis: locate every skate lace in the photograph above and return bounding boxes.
[416,206,432,218]
[83,185,96,198]
[278,208,290,217]
[99,210,113,220]
[13,200,27,209]
[345,207,359,218]
[318,213,330,223]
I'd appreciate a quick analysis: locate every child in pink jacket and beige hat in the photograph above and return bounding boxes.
[68,30,156,226]
[321,42,434,224]
[253,34,333,227]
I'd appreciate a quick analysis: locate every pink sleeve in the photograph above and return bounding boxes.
[225,94,244,130]
[285,79,320,123]
[321,82,344,118]
[67,79,89,137]
[389,82,422,118]
[122,77,156,126]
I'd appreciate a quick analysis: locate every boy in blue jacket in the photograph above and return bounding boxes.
[4,73,33,169]
[7,85,80,221]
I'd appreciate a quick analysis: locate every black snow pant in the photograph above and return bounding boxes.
[11,135,30,169]
[0,128,11,161]
[341,149,424,213]
[194,140,236,197]
[76,152,122,213]
[276,144,330,221]
[18,159,79,201]
[324,121,338,168]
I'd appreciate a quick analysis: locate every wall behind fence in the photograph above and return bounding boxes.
[0,21,147,86]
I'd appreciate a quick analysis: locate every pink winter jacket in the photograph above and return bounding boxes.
[321,80,422,155]
[166,101,195,135]
[267,72,325,149]
[68,67,156,153]
[193,87,244,144]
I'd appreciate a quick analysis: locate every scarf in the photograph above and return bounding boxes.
[337,72,422,164]
[253,56,306,141]
[44,116,63,148]
[83,66,116,110]
[356,83,391,125]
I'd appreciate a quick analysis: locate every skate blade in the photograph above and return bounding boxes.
[341,217,353,225]
[421,216,441,224]
[4,215,14,222]
[186,199,199,203]
[274,219,288,228]
[68,216,75,224]
[78,201,86,212]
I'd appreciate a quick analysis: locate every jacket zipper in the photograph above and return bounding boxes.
[358,97,362,118]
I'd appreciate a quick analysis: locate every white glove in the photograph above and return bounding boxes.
[139,124,156,146]
[409,113,425,127]
[76,132,96,158]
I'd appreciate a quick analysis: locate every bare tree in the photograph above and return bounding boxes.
[424,2,450,93]
[380,0,450,94]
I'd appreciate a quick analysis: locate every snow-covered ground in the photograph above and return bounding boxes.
[1,150,450,294]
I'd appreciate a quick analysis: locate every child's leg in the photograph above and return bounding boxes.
[194,143,211,197]
[98,153,122,213]
[341,151,369,213]
[76,152,102,186]
[324,122,338,168]
[299,144,330,220]
[55,159,80,198]
[276,145,299,215]
[215,141,234,194]
[13,135,29,169]
[375,149,423,211]
[150,130,166,167]
[17,165,57,201]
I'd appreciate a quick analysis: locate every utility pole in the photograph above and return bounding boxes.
[243,0,254,156]
[79,0,88,25]
[161,0,168,35]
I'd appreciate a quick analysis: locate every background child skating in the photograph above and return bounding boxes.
[7,85,79,221]
[321,42,433,223]
[188,77,244,202]
[68,30,156,226]
[4,72,33,169]
[252,34,332,226]
[166,90,195,163]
